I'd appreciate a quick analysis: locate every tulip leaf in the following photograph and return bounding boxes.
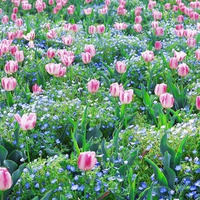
[41,190,53,200]
[31,197,39,200]
[127,149,139,166]
[3,160,18,174]
[129,171,137,200]
[147,183,154,200]
[163,166,176,189]
[101,138,109,163]
[7,150,24,166]
[145,157,168,187]
[162,151,171,168]
[174,135,188,167]
[0,145,8,165]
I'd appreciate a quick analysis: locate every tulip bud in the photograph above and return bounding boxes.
[78,152,97,171]
[1,77,17,91]
[116,61,126,74]
[87,79,100,93]
[177,63,189,77]
[119,89,133,104]
[159,93,174,109]
[15,50,24,62]
[82,52,92,64]
[154,83,167,96]
[196,96,200,110]
[0,167,12,191]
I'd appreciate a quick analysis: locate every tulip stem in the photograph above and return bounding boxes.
[26,133,31,171]
[1,191,3,200]
[92,94,95,120]
[120,104,126,120]
[5,91,13,107]
[84,171,87,200]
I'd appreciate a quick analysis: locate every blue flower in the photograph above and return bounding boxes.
[175,165,182,171]
[71,184,79,190]
[25,182,30,189]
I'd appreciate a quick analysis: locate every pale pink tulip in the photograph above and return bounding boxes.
[45,63,66,77]
[195,49,200,60]
[15,51,24,62]
[178,63,189,77]
[32,84,42,94]
[169,57,178,69]
[154,41,162,50]
[96,24,105,34]
[141,50,154,62]
[160,93,174,109]
[133,24,142,32]
[62,36,73,46]
[88,25,96,34]
[154,83,167,96]
[0,168,12,191]
[1,77,17,91]
[116,61,126,74]
[119,89,134,104]
[5,60,18,74]
[174,51,186,62]
[84,44,96,57]
[110,83,123,97]
[82,52,92,64]
[47,48,55,58]
[87,79,100,93]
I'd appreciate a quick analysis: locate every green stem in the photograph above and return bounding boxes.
[92,94,95,120]
[84,171,87,200]
[6,91,13,107]
[120,104,126,120]
[1,191,3,200]
[26,132,31,170]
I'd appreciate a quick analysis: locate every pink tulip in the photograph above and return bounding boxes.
[96,24,105,34]
[133,24,142,32]
[174,29,184,37]
[119,89,134,104]
[13,0,20,6]
[154,41,162,50]
[47,29,57,39]
[82,52,92,64]
[15,18,23,27]
[196,96,200,110]
[187,37,196,47]
[71,24,79,32]
[14,113,37,130]
[49,0,54,5]
[13,7,18,13]
[88,25,96,34]
[23,30,35,41]
[47,48,55,58]
[184,29,197,38]
[15,51,24,62]
[114,22,127,30]
[2,15,9,24]
[195,49,200,60]
[84,8,92,15]
[11,13,17,21]
[175,24,183,30]
[155,27,164,36]
[78,151,97,171]
[197,23,200,31]
[0,168,12,191]
[141,50,154,62]
[32,84,42,94]
[87,79,100,93]
[61,55,74,67]
[172,5,179,11]
[164,3,171,10]
[177,15,184,22]
[7,32,16,40]
[84,44,96,57]
[67,5,75,15]
[99,7,108,15]
[174,51,186,62]
[148,1,156,10]
[64,23,72,31]
[1,77,17,91]
[151,21,159,29]
[169,57,178,69]
[135,16,142,24]
[5,60,18,74]
[116,61,126,74]
[110,82,123,97]
[160,93,174,109]
[62,36,73,46]
[105,0,111,6]
[45,63,66,77]
[135,6,142,16]
[153,10,162,20]
[10,45,19,56]
[154,83,167,96]
[178,63,189,77]
[117,6,127,15]
[15,30,24,39]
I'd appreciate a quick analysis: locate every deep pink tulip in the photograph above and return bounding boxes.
[160,93,174,109]
[11,13,17,21]
[135,16,142,24]
[32,84,42,94]
[71,24,79,32]
[84,44,96,57]
[0,168,12,191]
[67,5,75,15]
[154,41,162,50]
[117,6,127,15]
[5,60,18,74]
[197,23,200,31]
[13,7,18,13]
[116,61,126,74]
[174,51,186,62]
[78,152,97,171]
[196,96,200,110]
[88,25,96,34]
[195,49,200,60]
[82,52,92,64]
[10,45,19,56]
[14,113,37,130]
[155,27,164,36]
[49,0,54,5]
[96,24,105,34]
[154,83,167,96]
[62,36,73,46]
[169,57,178,69]
[47,48,55,58]
[178,63,189,77]
[177,15,184,22]
[119,89,134,104]
[15,18,23,27]
[2,15,9,24]
[141,50,154,62]
[110,82,123,97]
[7,32,16,40]
[133,24,142,32]
[15,51,24,62]
[45,63,66,77]
[87,79,100,93]
[175,24,183,30]
[1,77,17,91]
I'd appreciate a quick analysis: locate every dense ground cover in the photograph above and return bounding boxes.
[0,0,200,199]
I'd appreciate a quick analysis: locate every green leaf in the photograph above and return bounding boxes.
[145,157,168,187]
[86,126,102,140]
[163,166,176,189]
[129,170,137,200]
[174,135,188,167]
[113,128,122,158]
[0,145,8,165]
[141,85,152,107]
[162,152,171,168]
[134,88,142,99]
[7,150,23,166]
[3,160,18,174]
[147,183,154,200]
[127,149,139,166]
[102,61,114,77]
[31,197,39,200]
[119,164,126,177]
[14,123,20,145]
[98,71,110,87]
[59,194,67,200]
[41,190,53,200]
[45,148,58,156]
[101,139,109,163]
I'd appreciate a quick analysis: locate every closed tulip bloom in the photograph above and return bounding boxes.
[178,63,189,77]
[1,77,17,91]
[2,15,9,24]
[175,24,183,30]
[151,21,159,29]
[119,89,133,104]
[84,44,96,57]
[169,57,178,69]
[82,52,92,64]
[177,15,184,22]
[15,18,23,27]
[154,83,167,96]
[47,48,55,58]
[160,93,174,109]
[14,113,37,130]
[88,25,96,34]
[114,22,127,30]
[153,10,162,20]
[62,36,73,46]
[116,61,126,74]
[78,151,97,171]
[164,3,171,10]
[133,24,142,32]
[135,6,142,16]
[61,55,74,67]
[63,23,72,31]
[105,0,111,6]
[84,8,92,15]
[0,168,12,191]
[71,24,79,32]
[87,79,100,93]
[174,51,186,62]
[172,5,179,11]
[184,29,197,38]
[187,37,196,47]
[99,7,108,15]
[197,23,200,31]
[13,7,18,14]
[10,45,19,56]
[155,27,164,36]
[15,51,24,62]
[110,82,123,97]
[96,24,105,34]
[174,29,184,37]
[32,84,42,94]
[7,32,16,40]
[45,63,66,77]
[196,96,200,110]
[117,6,127,15]
[154,41,162,50]
[135,16,142,24]
[195,49,200,60]
[15,30,24,39]
[67,5,75,15]
[11,13,17,21]
[47,29,57,39]
[5,60,18,74]
[141,50,154,62]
